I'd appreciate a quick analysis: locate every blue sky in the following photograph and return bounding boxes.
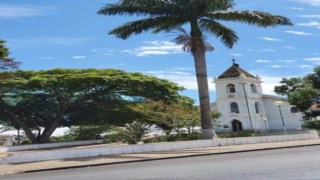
[1,0,320,103]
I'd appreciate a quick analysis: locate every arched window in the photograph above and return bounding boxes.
[291,106,299,113]
[227,84,236,93]
[230,102,239,113]
[255,102,260,113]
[251,83,257,93]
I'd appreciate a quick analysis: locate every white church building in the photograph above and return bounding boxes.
[211,63,303,132]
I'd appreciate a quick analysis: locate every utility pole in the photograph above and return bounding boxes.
[240,82,253,130]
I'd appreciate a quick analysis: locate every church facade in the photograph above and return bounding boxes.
[212,63,303,132]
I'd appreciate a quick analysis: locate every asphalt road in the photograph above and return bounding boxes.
[3,146,320,180]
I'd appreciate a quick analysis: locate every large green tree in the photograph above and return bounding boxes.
[275,67,320,112]
[275,66,320,130]
[0,69,183,143]
[98,0,292,139]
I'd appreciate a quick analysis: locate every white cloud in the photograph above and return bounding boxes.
[301,14,320,18]
[298,21,320,28]
[286,6,304,10]
[277,59,297,63]
[290,0,320,6]
[0,4,58,18]
[256,60,270,63]
[142,70,215,91]
[260,37,284,42]
[122,40,183,57]
[284,30,314,36]
[242,48,276,53]
[11,37,91,46]
[283,46,295,50]
[230,53,244,57]
[259,49,276,52]
[90,49,99,52]
[143,71,191,75]
[304,57,320,62]
[39,37,91,45]
[171,67,194,72]
[271,65,283,68]
[103,50,115,56]
[260,76,283,95]
[91,48,115,56]
[300,65,314,69]
[72,56,87,59]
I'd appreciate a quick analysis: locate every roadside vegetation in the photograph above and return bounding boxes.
[2,0,320,146]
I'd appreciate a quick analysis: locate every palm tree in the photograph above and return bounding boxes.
[98,0,292,139]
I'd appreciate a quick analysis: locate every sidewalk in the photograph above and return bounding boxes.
[1,139,320,176]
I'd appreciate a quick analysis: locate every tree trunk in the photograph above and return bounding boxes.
[2,107,37,143]
[39,116,63,143]
[17,128,20,145]
[191,38,216,139]
[189,19,217,139]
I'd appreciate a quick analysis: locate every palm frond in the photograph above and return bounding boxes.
[201,0,234,11]
[152,19,188,33]
[172,27,214,52]
[172,27,192,52]
[98,0,184,17]
[208,11,293,27]
[98,0,234,18]
[109,17,180,39]
[199,19,238,48]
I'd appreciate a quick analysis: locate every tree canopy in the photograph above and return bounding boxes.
[131,96,199,135]
[0,69,183,143]
[275,66,320,130]
[275,66,320,112]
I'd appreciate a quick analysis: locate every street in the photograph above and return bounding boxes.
[3,145,320,180]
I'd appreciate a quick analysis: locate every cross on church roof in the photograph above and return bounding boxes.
[231,58,236,65]
[218,58,256,79]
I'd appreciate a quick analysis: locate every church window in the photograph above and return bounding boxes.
[291,106,299,113]
[227,84,236,93]
[255,102,260,113]
[251,84,257,93]
[230,102,239,113]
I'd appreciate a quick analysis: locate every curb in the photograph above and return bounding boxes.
[19,143,320,175]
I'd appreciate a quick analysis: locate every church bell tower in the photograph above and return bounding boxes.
[213,62,268,132]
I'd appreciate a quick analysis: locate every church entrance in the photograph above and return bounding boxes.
[232,120,243,132]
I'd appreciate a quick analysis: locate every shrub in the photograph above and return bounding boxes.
[303,120,320,130]
[50,134,76,142]
[143,132,201,143]
[218,130,256,138]
[103,133,124,143]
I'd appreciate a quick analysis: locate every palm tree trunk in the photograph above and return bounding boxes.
[192,41,215,139]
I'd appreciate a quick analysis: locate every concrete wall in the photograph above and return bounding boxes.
[0,136,14,146]
[263,97,303,130]
[0,140,103,152]
[0,131,318,164]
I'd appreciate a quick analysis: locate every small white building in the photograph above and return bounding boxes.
[212,63,303,132]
